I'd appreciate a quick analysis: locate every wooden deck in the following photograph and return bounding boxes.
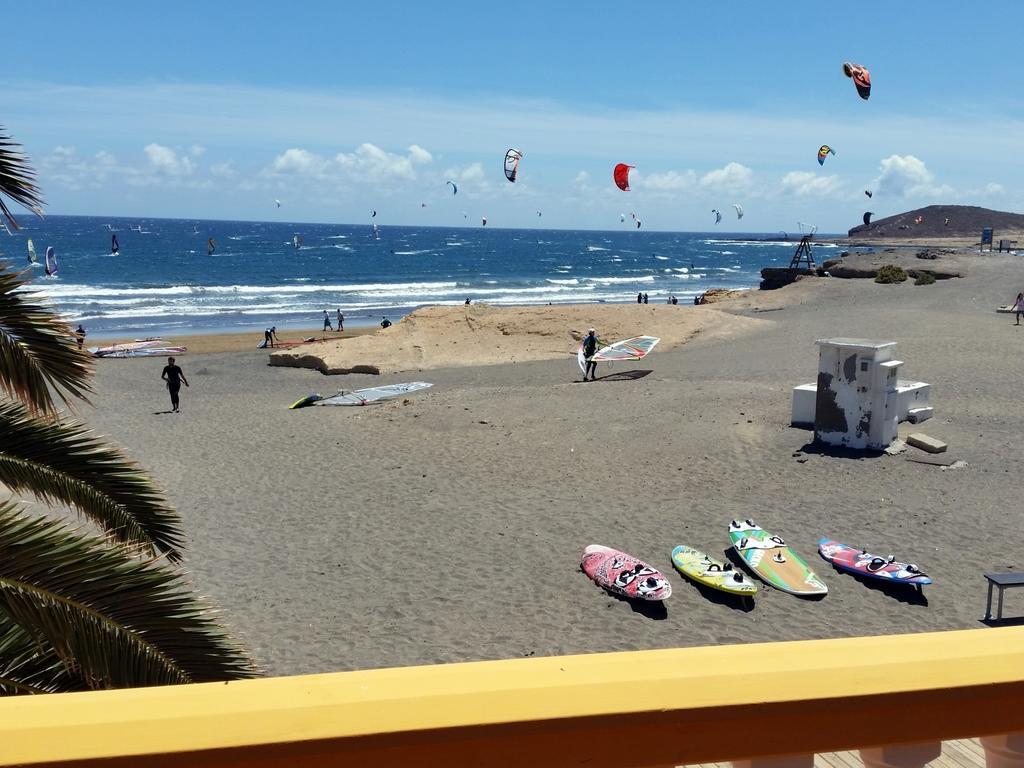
[684,738,985,768]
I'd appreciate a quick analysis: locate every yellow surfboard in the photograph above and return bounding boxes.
[670,545,758,597]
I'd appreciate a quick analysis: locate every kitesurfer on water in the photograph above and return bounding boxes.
[161,357,189,414]
[582,328,599,382]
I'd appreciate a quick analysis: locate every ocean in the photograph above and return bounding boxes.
[2,216,842,337]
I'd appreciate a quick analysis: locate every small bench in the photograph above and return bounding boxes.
[983,572,1024,621]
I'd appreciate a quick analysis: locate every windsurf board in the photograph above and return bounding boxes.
[670,545,757,597]
[289,394,323,410]
[818,539,931,586]
[728,520,827,596]
[580,544,672,601]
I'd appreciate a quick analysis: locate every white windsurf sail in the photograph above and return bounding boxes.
[315,382,432,407]
[27,238,37,265]
[591,335,660,362]
[44,246,57,277]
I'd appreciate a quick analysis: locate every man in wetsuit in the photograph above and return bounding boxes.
[264,326,279,348]
[581,327,600,382]
[161,356,189,413]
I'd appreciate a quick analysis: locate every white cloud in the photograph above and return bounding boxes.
[873,154,952,199]
[210,162,235,178]
[265,143,434,188]
[699,162,753,193]
[144,143,195,176]
[639,170,696,191]
[190,145,206,157]
[779,171,844,197]
[442,162,485,185]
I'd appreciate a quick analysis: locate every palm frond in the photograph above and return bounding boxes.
[0,401,185,561]
[0,613,85,695]
[0,502,259,693]
[0,265,92,415]
[0,128,44,231]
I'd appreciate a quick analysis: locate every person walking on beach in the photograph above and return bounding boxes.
[336,309,344,332]
[322,310,333,332]
[74,324,86,350]
[161,356,189,413]
[1013,293,1024,326]
[264,326,279,348]
[380,316,392,329]
[581,328,600,382]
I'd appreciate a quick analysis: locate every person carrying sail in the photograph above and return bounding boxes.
[582,328,600,382]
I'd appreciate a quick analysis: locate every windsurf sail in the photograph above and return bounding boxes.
[842,61,871,100]
[732,204,744,219]
[94,346,187,359]
[207,238,216,255]
[111,233,119,255]
[504,149,522,182]
[481,216,487,226]
[447,180,458,195]
[591,336,660,363]
[44,246,57,276]
[293,234,304,249]
[315,382,433,407]
[27,238,37,265]
[613,163,634,191]
[817,145,835,166]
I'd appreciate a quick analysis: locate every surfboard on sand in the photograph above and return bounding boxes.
[997,305,1020,313]
[289,394,322,410]
[670,545,757,597]
[580,544,672,601]
[818,539,931,587]
[728,520,827,596]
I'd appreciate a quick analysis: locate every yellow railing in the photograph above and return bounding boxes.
[2,627,1024,767]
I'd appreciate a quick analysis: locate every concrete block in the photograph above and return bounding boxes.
[907,406,933,424]
[907,433,947,454]
[790,383,817,427]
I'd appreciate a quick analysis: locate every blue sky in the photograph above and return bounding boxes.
[6,0,1024,231]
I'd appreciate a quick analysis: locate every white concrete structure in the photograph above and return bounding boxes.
[789,339,932,450]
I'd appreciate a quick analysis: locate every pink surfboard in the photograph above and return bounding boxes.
[580,544,672,601]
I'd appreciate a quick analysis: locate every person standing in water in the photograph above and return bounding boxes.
[161,357,189,413]
[581,328,600,382]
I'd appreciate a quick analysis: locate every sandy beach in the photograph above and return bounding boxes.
[75,248,1024,676]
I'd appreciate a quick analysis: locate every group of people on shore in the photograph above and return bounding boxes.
[322,309,345,332]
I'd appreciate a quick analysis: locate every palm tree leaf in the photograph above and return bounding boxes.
[0,265,92,415]
[0,401,185,561]
[0,502,258,693]
[0,129,44,231]
[0,613,86,695]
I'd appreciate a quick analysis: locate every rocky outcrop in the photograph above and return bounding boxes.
[759,267,819,291]
[822,250,963,280]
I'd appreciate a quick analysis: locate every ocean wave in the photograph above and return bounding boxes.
[584,275,656,285]
[586,246,609,252]
[546,278,579,285]
[29,281,461,298]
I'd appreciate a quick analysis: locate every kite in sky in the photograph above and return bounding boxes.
[504,149,522,182]
[613,163,634,191]
[842,62,871,100]
[818,145,835,166]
